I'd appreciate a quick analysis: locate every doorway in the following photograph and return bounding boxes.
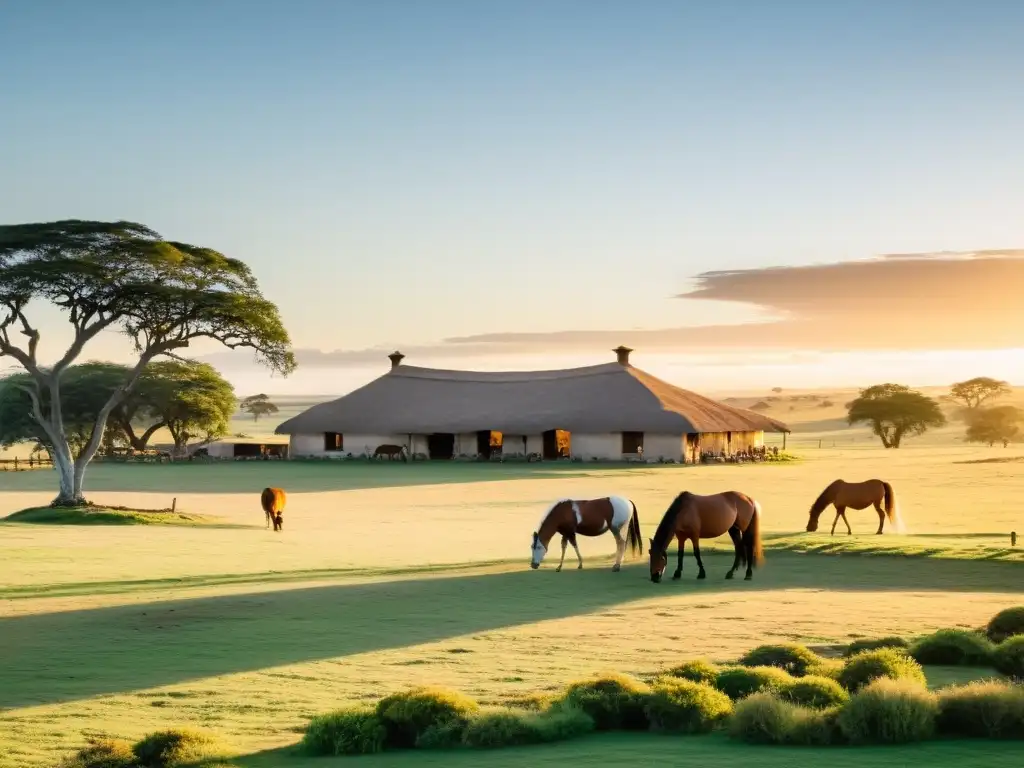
[476,430,502,460]
[427,433,455,460]
[542,429,571,460]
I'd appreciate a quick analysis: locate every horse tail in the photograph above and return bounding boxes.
[746,499,765,567]
[882,481,896,523]
[627,500,643,557]
[260,487,274,515]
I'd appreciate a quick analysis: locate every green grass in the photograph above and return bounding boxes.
[3,505,224,527]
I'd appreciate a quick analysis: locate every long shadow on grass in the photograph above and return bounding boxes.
[1,552,1020,710]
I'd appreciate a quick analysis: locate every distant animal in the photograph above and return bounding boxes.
[373,444,408,462]
[261,486,286,531]
[648,490,763,583]
[806,479,896,535]
[530,496,643,572]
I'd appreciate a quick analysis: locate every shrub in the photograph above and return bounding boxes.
[728,693,841,746]
[714,665,794,700]
[844,636,910,657]
[460,705,594,748]
[987,606,1024,644]
[936,680,1024,739]
[739,643,824,677]
[838,678,938,744]
[132,728,231,767]
[666,658,719,685]
[837,648,926,692]
[558,673,651,731]
[644,678,733,734]
[302,708,387,756]
[375,687,479,748]
[780,675,850,708]
[59,739,138,768]
[992,636,1024,681]
[908,629,995,666]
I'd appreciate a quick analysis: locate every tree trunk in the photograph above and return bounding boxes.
[51,447,83,506]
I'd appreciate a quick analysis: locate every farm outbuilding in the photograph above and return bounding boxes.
[275,347,789,463]
[200,436,290,459]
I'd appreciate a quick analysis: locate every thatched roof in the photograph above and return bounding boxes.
[275,354,790,436]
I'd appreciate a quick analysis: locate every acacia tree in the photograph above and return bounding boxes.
[846,383,946,448]
[139,360,237,456]
[240,393,279,423]
[965,405,1024,447]
[949,377,1012,412]
[0,220,295,505]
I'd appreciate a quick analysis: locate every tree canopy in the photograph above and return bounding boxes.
[846,383,946,448]
[138,361,237,455]
[0,219,295,504]
[240,393,279,423]
[964,405,1024,447]
[949,377,1011,411]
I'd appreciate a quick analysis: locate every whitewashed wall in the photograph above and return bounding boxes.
[571,433,620,460]
[205,442,234,458]
[643,433,685,462]
[289,433,407,458]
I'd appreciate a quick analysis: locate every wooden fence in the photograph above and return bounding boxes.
[0,456,54,471]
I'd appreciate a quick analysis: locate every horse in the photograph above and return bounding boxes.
[806,479,896,535]
[261,487,286,531]
[530,496,643,572]
[648,490,763,583]
[373,444,408,462]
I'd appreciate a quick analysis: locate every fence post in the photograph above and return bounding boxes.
[171,497,177,513]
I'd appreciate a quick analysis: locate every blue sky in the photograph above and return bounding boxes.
[2,1,1023,394]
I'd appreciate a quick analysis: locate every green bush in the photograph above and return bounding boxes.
[987,606,1024,643]
[643,678,733,734]
[715,665,794,700]
[728,693,842,746]
[780,675,850,708]
[59,739,138,768]
[837,648,926,692]
[132,729,231,767]
[739,643,825,677]
[666,658,719,685]
[558,673,651,731]
[302,708,388,756]
[460,705,595,748]
[844,636,909,657]
[992,636,1024,681]
[936,680,1024,739]
[375,686,479,748]
[908,629,995,666]
[838,678,938,744]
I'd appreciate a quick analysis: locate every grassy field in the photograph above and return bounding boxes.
[2,402,1023,767]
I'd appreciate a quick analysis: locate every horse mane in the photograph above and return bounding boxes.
[536,499,572,535]
[808,480,839,519]
[651,492,688,552]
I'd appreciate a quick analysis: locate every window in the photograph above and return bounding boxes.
[622,431,644,454]
[324,432,344,451]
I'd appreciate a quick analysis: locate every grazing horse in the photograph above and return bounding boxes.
[261,487,286,531]
[373,444,408,461]
[806,479,896,535]
[530,496,642,572]
[648,491,763,583]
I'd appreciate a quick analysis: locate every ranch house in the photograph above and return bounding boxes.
[275,347,789,463]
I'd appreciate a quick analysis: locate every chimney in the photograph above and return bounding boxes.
[613,345,633,366]
[388,351,405,370]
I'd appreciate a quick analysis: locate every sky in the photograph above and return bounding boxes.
[2,0,1023,396]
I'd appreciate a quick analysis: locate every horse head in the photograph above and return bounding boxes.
[529,530,547,569]
[648,537,668,582]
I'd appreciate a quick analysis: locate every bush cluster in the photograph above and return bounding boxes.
[908,629,995,666]
[987,606,1024,644]
[665,659,847,707]
[60,729,231,768]
[992,636,1024,681]
[843,636,909,657]
[738,643,827,677]
[837,648,927,692]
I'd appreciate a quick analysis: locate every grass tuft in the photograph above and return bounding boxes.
[837,647,927,692]
[780,675,850,708]
[374,686,479,749]
[844,636,910,657]
[644,678,733,734]
[739,643,825,677]
[728,692,843,746]
[301,707,388,756]
[908,629,995,666]
[557,672,652,731]
[664,658,720,685]
[936,680,1024,739]
[459,704,595,748]
[991,636,1024,681]
[838,678,937,744]
[58,739,137,768]
[987,606,1024,644]
[714,665,794,700]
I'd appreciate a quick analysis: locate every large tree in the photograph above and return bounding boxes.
[0,220,295,504]
[137,360,237,456]
[964,405,1024,447]
[239,393,279,423]
[949,377,1012,412]
[846,383,946,448]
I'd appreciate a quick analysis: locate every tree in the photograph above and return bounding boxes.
[846,383,946,448]
[240,393,279,423]
[964,405,1024,447]
[138,361,237,456]
[949,377,1011,411]
[0,220,295,505]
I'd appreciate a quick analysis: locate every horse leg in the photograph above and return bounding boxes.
[555,536,568,572]
[611,528,625,572]
[838,507,852,535]
[829,508,840,536]
[692,536,706,580]
[672,534,685,580]
[743,527,755,580]
[873,501,885,534]
[726,525,743,579]
[570,533,584,569]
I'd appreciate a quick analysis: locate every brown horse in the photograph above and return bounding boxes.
[261,487,286,531]
[806,479,896,535]
[530,495,642,572]
[373,444,408,461]
[648,491,763,582]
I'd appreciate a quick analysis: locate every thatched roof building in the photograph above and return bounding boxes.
[276,347,788,462]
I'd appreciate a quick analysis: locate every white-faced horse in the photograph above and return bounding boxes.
[530,496,642,572]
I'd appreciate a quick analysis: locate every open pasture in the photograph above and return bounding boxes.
[2,439,1023,766]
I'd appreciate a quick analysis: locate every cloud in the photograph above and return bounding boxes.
[204,250,1024,369]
